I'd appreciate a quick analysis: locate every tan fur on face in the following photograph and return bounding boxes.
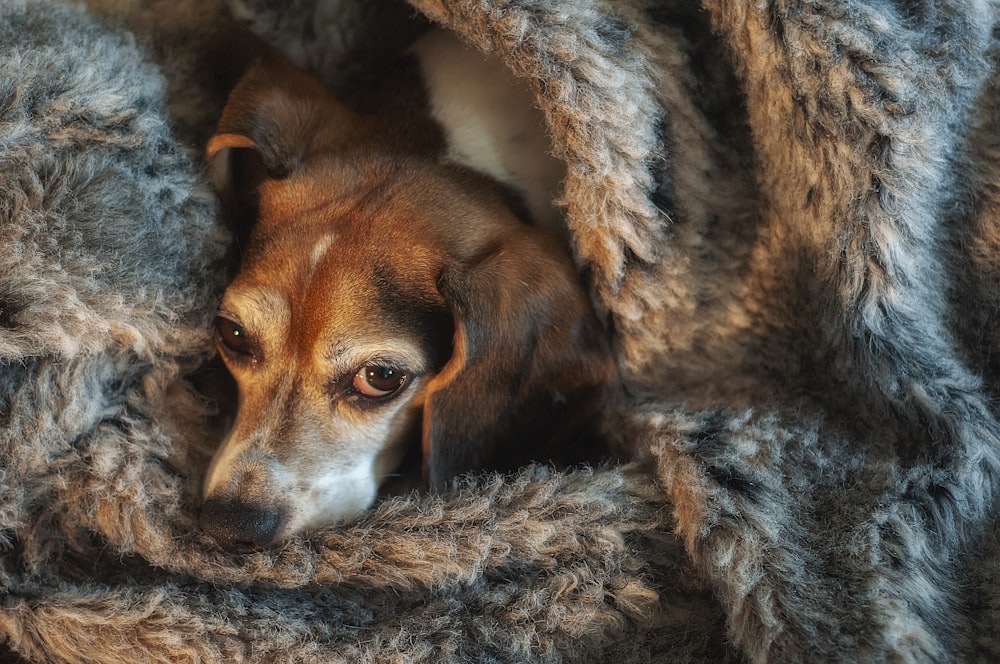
[201,26,612,548]
[204,151,524,535]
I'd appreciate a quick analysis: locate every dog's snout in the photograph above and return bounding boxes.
[199,497,286,552]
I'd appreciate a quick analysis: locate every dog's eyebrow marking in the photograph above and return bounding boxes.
[325,343,349,362]
[219,286,291,354]
[320,338,431,375]
[222,286,290,323]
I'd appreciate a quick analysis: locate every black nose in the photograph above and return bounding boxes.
[199,497,286,552]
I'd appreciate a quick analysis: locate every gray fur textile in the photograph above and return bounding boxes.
[1,0,1000,661]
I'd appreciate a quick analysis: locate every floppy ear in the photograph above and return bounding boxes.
[205,50,363,247]
[422,230,614,490]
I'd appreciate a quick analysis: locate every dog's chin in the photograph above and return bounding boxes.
[291,464,381,535]
[296,498,374,534]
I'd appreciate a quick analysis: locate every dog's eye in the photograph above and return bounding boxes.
[352,365,408,398]
[215,316,254,358]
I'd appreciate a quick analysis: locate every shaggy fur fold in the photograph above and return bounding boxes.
[1,0,999,661]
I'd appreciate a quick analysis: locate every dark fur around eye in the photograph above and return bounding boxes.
[332,361,414,409]
[354,365,408,397]
[214,316,258,363]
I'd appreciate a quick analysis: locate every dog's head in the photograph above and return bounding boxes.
[199,45,612,551]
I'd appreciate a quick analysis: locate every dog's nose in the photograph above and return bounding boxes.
[199,497,285,552]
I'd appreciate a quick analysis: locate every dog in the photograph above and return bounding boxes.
[198,24,614,551]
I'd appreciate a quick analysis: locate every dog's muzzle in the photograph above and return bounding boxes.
[199,497,286,552]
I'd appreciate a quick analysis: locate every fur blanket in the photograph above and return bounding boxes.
[2,0,1000,661]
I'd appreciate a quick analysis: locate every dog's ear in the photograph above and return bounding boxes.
[421,230,614,490]
[205,52,362,245]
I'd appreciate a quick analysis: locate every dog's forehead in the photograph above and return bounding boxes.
[231,219,451,369]
[302,240,452,362]
[255,155,425,233]
[250,160,461,290]
[251,152,511,256]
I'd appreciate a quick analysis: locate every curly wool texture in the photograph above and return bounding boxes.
[0,3,227,361]
[2,0,1000,662]
[0,0,226,578]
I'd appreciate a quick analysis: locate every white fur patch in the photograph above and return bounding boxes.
[411,29,566,233]
[309,233,337,276]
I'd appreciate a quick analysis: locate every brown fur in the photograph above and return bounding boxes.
[199,27,613,550]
